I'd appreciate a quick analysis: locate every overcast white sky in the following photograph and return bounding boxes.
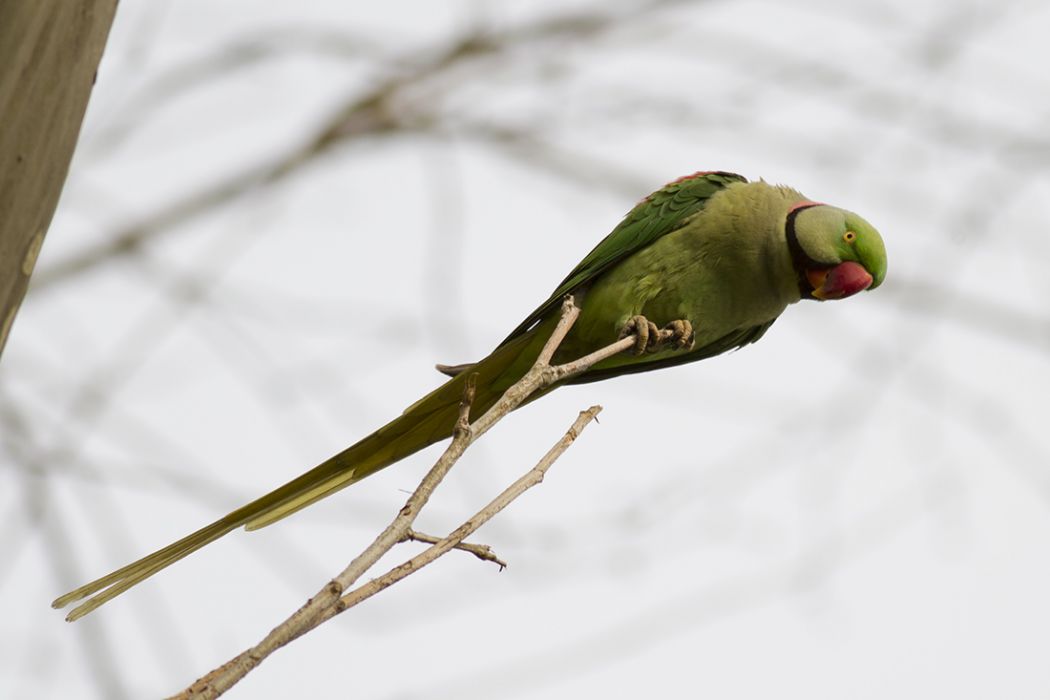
[3,1,1050,697]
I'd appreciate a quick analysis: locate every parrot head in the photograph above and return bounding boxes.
[786,202,887,301]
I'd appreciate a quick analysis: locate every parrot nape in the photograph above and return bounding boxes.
[53,171,887,620]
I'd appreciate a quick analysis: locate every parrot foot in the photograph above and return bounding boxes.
[619,316,695,355]
[661,319,695,351]
[619,315,660,355]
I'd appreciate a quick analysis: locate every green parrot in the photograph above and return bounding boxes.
[53,171,886,620]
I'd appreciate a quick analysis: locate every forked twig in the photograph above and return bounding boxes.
[171,297,678,699]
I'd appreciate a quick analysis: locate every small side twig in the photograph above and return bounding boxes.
[401,529,507,569]
[321,406,601,622]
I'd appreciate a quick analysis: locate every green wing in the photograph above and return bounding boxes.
[498,171,747,347]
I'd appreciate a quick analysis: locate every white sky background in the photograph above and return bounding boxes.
[3,0,1050,697]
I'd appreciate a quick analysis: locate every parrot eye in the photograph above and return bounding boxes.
[843,230,857,243]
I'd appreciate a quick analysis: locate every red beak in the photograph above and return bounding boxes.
[807,261,873,300]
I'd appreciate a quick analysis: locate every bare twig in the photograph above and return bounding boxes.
[326,406,601,617]
[401,529,507,569]
[170,297,659,699]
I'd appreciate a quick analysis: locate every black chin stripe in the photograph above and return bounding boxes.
[785,203,822,297]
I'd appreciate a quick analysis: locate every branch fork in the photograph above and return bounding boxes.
[171,296,670,699]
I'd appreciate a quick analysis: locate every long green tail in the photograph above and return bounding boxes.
[52,331,539,621]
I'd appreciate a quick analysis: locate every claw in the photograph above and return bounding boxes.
[619,315,659,355]
[661,319,694,351]
[620,315,695,355]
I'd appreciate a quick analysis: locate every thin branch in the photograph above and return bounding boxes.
[328,406,601,616]
[401,529,507,569]
[169,296,649,698]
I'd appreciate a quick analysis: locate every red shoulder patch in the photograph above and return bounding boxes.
[664,170,721,187]
[642,170,744,203]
